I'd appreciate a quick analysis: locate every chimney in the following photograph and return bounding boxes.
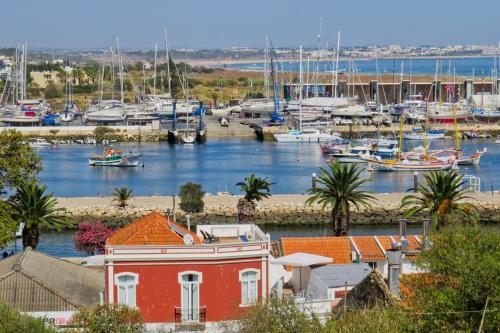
[386,248,402,295]
[422,219,431,250]
[399,219,407,240]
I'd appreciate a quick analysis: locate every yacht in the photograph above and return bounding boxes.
[274,128,342,143]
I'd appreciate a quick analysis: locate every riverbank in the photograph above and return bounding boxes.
[56,192,500,228]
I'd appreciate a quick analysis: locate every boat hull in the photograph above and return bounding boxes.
[89,153,143,167]
[368,159,454,171]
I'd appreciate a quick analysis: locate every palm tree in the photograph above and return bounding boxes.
[306,161,376,236]
[236,174,273,223]
[10,182,65,250]
[112,186,134,208]
[401,170,479,229]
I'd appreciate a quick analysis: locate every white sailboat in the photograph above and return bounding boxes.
[274,45,341,143]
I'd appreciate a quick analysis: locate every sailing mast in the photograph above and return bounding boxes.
[334,31,341,98]
[153,43,158,100]
[299,45,303,132]
[164,27,172,97]
[264,33,269,100]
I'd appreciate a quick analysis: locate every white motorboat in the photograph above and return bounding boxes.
[29,138,52,148]
[180,131,196,144]
[274,128,342,143]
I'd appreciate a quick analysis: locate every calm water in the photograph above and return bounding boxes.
[37,138,497,197]
[4,224,424,258]
[219,57,498,77]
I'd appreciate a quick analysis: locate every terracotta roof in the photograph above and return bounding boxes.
[350,236,385,261]
[107,211,200,246]
[280,237,352,265]
[375,235,422,252]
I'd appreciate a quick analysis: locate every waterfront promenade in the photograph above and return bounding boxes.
[56,192,500,226]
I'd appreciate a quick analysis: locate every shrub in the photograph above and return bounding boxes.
[70,304,144,333]
[74,222,114,256]
[179,182,205,213]
[0,303,57,333]
[44,83,63,99]
[94,126,115,144]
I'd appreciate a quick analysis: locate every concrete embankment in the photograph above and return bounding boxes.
[56,192,500,228]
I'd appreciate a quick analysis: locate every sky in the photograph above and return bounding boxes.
[1,0,500,50]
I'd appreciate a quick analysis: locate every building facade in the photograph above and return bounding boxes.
[104,212,271,331]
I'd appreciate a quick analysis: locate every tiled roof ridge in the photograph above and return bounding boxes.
[1,268,80,309]
[123,215,168,245]
[110,211,169,245]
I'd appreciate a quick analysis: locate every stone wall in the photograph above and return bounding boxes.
[58,196,500,229]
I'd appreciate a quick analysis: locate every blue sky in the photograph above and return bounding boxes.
[2,0,500,49]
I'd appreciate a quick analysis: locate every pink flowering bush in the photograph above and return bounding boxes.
[74,222,114,256]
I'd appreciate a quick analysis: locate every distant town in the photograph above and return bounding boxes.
[1,43,500,67]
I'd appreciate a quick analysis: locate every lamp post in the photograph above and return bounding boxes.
[312,173,317,189]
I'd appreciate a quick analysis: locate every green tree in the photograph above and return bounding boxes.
[0,201,17,248]
[0,303,57,333]
[238,296,321,333]
[401,170,479,229]
[112,186,134,208]
[44,82,63,99]
[236,174,273,223]
[179,182,205,213]
[325,306,417,333]
[70,304,144,333]
[306,161,375,236]
[9,182,65,250]
[94,126,116,144]
[0,129,42,193]
[402,225,500,332]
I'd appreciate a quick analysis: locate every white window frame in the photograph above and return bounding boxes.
[239,269,260,307]
[178,271,203,322]
[114,272,139,308]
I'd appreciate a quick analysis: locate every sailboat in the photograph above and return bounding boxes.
[274,46,341,143]
[60,70,78,122]
[367,99,455,172]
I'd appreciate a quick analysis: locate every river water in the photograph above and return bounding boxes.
[37,138,496,197]
[9,137,496,258]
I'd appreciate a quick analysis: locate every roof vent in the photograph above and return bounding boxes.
[183,234,194,245]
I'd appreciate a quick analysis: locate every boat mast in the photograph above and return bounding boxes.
[164,27,172,98]
[153,43,158,100]
[314,17,322,98]
[264,33,269,101]
[334,31,341,98]
[453,67,460,158]
[116,37,124,105]
[299,45,303,132]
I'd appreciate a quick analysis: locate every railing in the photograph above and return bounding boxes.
[174,306,206,323]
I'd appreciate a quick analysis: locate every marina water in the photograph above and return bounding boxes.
[38,138,496,197]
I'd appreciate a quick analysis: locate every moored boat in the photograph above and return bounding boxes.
[89,147,143,167]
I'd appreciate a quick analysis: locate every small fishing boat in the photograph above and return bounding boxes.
[29,138,52,148]
[330,149,370,163]
[89,147,143,167]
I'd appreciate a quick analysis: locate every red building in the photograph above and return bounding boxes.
[104,212,271,331]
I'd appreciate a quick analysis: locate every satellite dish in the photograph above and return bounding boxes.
[183,234,194,245]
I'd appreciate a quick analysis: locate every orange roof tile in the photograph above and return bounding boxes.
[107,211,200,246]
[350,236,385,261]
[376,235,421,252]
[280,237,352,265]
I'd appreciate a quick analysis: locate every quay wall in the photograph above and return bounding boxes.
[56,193,500,229]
